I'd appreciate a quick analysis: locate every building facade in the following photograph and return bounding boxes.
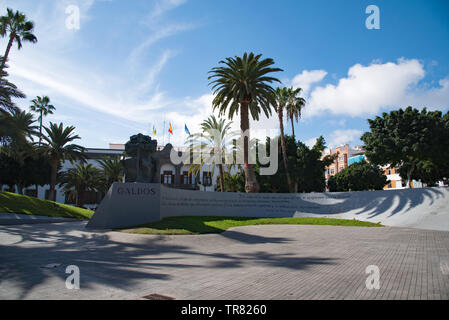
[1,143,224,208]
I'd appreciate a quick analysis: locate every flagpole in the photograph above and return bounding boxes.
[163,115,166,147]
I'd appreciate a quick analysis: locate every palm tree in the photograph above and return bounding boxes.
[29,96,55,145]
[97,156,123,194]
[0,65,25,113]
[0,8,37,76]
[59,164,102,207]
[1,108,38,145]
[285,87,306,138]
[40,122,85,201]
[208,52,282,193]
[188,115,234,192]
[273,87,294,193]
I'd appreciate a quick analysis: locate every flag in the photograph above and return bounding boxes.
[168,123,173,135]
[184,124,191,135]
[152,125,157,135]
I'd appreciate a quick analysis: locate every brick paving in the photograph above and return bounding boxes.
[0,222,448,300]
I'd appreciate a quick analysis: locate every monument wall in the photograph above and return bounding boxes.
[87,183,449,231]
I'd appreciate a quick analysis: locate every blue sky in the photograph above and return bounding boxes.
[1,0,448,149]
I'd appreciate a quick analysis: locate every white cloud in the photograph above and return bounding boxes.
[149,0,187,20]
[291,69,327,95]
[326,129,362,148]
[289,59,449,120]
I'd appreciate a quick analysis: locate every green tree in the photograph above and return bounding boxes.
[0,8,37,76]
[40,122,85,201]
[328,160,387,192]
[29,96,55,145]
[59,163,102,207]
[216,171,245,192]
[273,87,294,192]
[361,107,449,188]
[0,149,51,194]
[97,156,123,194]
[209,52,282,193]
[285,87,306,138]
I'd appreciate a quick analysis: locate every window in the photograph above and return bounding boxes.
[387,169,391,175]
[161,171,174,185]
[181,171,192,185]
[387,182,392,189]
[65,193,76,205]
[203,172,212,186]
[330,169,335,175]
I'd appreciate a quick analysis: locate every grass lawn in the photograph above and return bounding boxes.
[119,216,383,235]
[0,191,93,220]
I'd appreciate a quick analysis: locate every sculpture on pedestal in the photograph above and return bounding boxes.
[122,134,157,183]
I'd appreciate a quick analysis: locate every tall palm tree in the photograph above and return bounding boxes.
[59,164,102,207]
[273,87,294,193]
[40,122,85,201]
[29,96,55,145]
[97,156,123,194]
[188,115,234,192]
[0,8,37,76]
[285,87,306,138]
[208,52,282,193]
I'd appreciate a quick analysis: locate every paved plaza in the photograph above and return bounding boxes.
[0,222,448,300]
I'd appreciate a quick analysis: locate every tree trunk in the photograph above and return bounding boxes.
[0,33,15,76]
[49,156,58,201]
[240,102,259,193]
[77,190,85,208]
[279,104,294,193]
[218,163,225,192]
[39,111,43,146]
[290,116,295,139]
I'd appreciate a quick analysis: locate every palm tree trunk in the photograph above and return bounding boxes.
[290,116,295,139]
[279,104,294,193]
[0,33,15,76]
[241,103,259,193]
[39,111,43,145]
[49,156,58,201]
[218,163,225,192]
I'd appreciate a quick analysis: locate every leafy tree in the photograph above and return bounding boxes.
[59,163,102,207]
[29,96,55,145]
[328,160,387,192]
[361,107,449,187]
[209,52,282,193]
[215,171,245,192]
[0,148,51,194]
[285,87,306,138]
[40,122,85,201]
[0,8,37,76]
[258,135,334,193]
